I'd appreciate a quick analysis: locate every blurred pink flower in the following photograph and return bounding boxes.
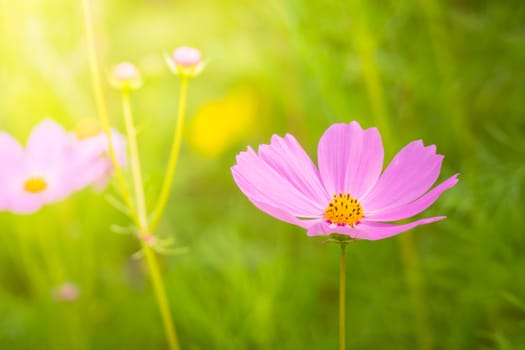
[52,282,80,302]
[232,121,458,240]
[0,119,126,214]
[72,128,127,191]
[0,119,79,213]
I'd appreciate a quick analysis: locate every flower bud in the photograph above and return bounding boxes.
[165,46,205,78]
[110,62,142,91]
[172,46,201,67]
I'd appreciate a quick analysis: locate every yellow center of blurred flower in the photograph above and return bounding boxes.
[189,89,256,158]
[324,193,363,227]
[75,119,103,139]
[24,177,47,193]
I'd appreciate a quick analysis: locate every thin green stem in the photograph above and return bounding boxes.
[80,0,137,225]
[81,3,180,347]
[143,244,180,350]
[339,244,346,350]
[120,91,180,350]
[121,92,148,227]
[150,76,189,232]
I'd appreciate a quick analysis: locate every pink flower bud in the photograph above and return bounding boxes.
[172,46,201,67]
[53,282,80,302]
[110,62,142,90]
[113,62,139,80]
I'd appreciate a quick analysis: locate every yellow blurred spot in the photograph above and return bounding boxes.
[24,177,47,193]
[189,89,257,158]
[75,119,103,139]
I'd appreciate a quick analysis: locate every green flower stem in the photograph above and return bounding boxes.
[121,91,148,227]
[143,244,180,350]
[150,76,189,232]
[81,3,181,348]
[80,0,137,225]
[121,91,181,350]
[339,243,347,350]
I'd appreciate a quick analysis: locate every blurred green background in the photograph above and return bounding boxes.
[1,0,524,349]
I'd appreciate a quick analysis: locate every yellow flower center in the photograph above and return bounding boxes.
[75,119,103,139]
[324,192,364,227]
[24,177,47,193]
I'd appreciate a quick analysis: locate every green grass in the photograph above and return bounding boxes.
[1,0,525,349]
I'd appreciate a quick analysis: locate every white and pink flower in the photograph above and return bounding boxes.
[0,118,126,214]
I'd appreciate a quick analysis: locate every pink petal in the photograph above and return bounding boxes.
[306,221,364,238]
[306,216,446,240]
[0,133,43,213]
[232,144,325,218]
[71,129,126,190]
[0,132,24,193]
[249,197,321,230]
[25,119,73,171]
[258,134,329,205]
[24,120,80,203]
[69,159,110,192]
[361,140,444,211]
[365,174,459,221]
[74,130,126,167]
[6,191,47,214]
[356,216,446,240]
[317,122,383,198]
[0,131,24,163]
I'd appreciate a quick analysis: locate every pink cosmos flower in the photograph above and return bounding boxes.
[0,119,78,213]
[0,119,126,214]
[232,121,458,240]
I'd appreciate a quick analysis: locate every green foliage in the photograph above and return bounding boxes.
[1,0,524,348]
